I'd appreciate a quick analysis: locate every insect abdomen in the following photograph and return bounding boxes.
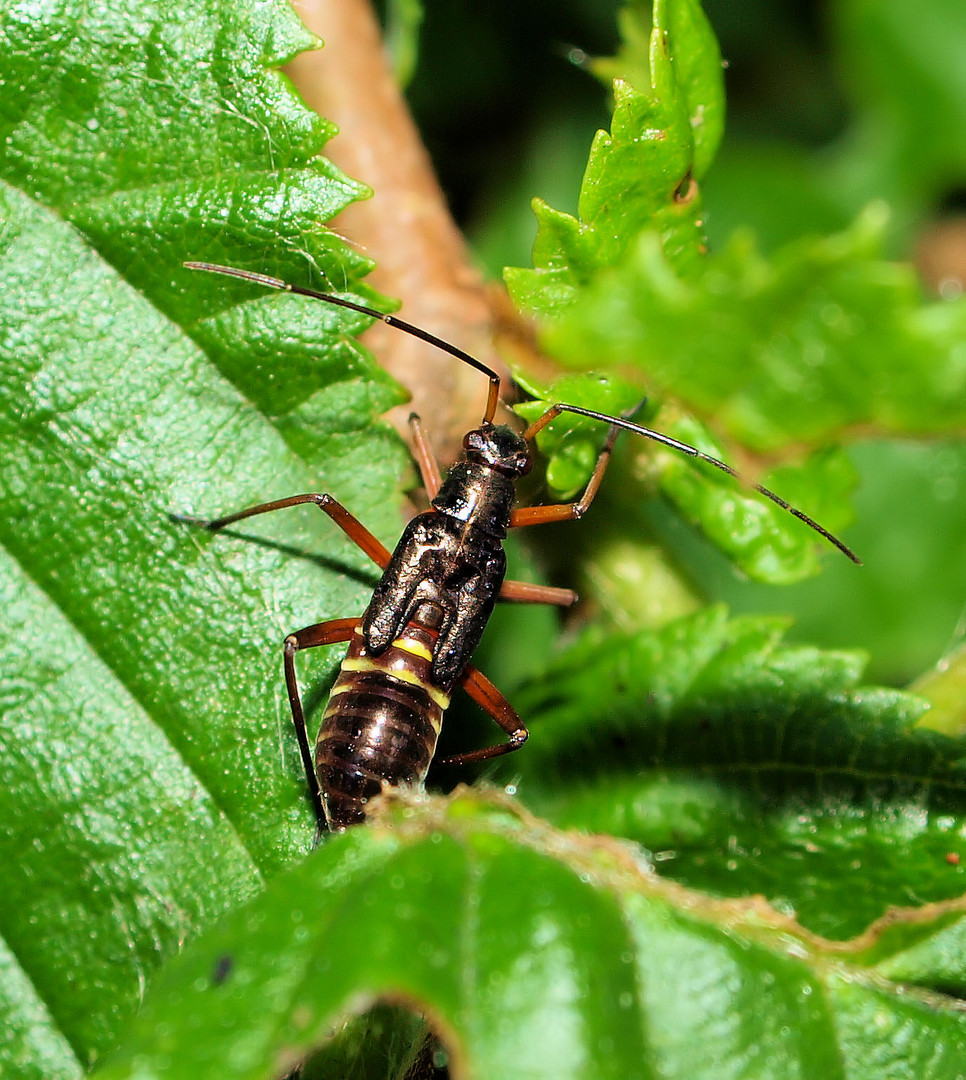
[315,624,447,830]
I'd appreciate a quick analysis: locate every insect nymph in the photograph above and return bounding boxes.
[186,262,859,835]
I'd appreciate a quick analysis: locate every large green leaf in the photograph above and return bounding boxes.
[500,608,966,943]
[0,0,407,1073]
[97,791,966,1080]
[517,205,966,586]
[93,601,966,1077]
[509,198,966,587]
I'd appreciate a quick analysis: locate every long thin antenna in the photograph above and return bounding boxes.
[183,262,502,424]
[523,404,861,564]
[184,261,860,564]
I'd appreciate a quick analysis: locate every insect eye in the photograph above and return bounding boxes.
[463,430,485,452]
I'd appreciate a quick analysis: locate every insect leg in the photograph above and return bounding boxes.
[497,579,577,606]
[435,665,528,766]
[284,617,361,836]
[201,492,392,569]
[408,413,443,499]
[501,414,636,599]
[509,412,625,528]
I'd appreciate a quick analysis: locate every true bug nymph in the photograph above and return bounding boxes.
[185,262,860,835]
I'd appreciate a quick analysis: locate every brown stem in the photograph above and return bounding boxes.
[286,0,513,458]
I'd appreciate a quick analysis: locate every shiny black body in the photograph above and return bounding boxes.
[365,425,524,685]
[305,423,531,830]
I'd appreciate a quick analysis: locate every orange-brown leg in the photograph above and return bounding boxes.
[408,413,443,499]
[510,411,625,528]
[191,492,388,836]
[498,417,626,600]
[498,579,577,606]
[284,617,361,837]
[201,493,392,569]
[435,665,528,766]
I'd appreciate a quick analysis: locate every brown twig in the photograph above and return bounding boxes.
[286,0,514,459]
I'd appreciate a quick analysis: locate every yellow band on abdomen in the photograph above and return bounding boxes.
[332,656,450,712]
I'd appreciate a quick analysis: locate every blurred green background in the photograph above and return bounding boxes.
[380,0,966,689]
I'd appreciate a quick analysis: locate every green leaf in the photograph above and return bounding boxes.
[542,206,966,451]
[505,0,724,314]
[501,5,877,586]
[593,0,725,180]
[98,791,966,1080]
[0,0,407,1072]
[498,608,966,945]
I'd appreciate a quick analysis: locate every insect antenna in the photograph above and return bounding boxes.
[183,262,502,424]
[184,261,859,564]
[523,403,861,564]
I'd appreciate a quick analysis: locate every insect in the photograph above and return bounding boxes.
[185,261,860,835]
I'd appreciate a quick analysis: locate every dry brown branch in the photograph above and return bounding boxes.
[286,0,515,459]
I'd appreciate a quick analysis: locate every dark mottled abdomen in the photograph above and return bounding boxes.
[315,624,446,830]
